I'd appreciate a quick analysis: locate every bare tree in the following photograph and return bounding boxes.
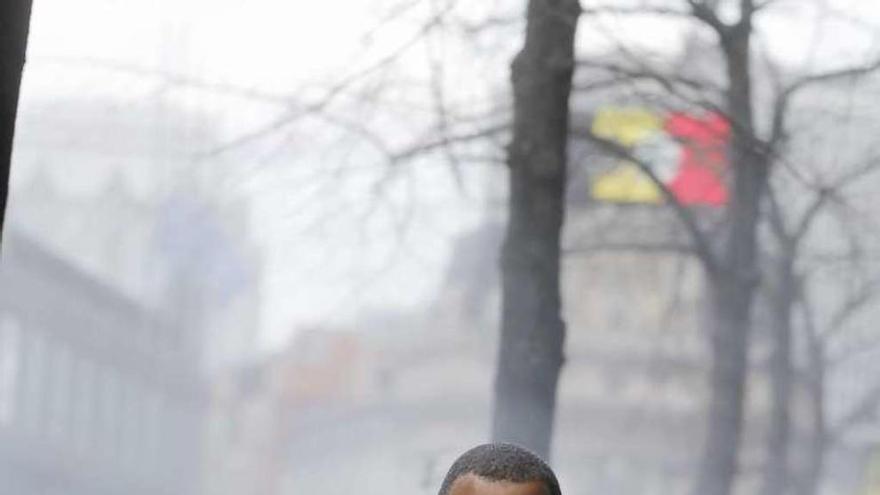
[0,0,34,247]
[71,1,880,478]
[491,0,580,460]
[762,154,877,495]
[762,141,880,494]
[571,6,770,491]
[797,271,880,495]
[574,2,880,494]
[762,139,880,494]
[93,0,571,461]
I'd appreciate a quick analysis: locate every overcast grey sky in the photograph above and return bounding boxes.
[16,0,880,350]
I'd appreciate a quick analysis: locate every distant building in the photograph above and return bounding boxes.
[5,94,265,494]
[8,96,263,375]
[203,322,492,495]
[0,229,206,495]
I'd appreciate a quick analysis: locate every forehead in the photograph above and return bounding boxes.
[448,474,549,495]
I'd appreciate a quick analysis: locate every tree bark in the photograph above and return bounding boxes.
[0,0,34,247]
[491,0,579,460]
[693,18,769,495]
[697,274,756,495]
[761,257,796,495]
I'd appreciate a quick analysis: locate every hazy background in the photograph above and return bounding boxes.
[4,0,880,494]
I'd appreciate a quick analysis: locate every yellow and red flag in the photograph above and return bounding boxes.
[589,107,729,207]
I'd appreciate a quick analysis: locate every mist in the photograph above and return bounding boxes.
[3,1,880,494]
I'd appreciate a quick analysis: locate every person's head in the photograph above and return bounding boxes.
[438,443,561,495]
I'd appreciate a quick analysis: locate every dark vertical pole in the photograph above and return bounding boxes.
[0,0,34,247]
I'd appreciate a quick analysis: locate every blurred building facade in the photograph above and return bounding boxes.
[3,95,265,494]
[0,229,205,495]
[8,95,263,374]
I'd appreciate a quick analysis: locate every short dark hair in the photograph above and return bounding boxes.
[438,443,561,495]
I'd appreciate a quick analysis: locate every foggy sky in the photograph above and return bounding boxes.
[15,0,880,350]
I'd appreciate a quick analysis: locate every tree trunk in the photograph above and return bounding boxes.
[799,323,827,495]
[693,20,768,495]
[761,258,796,495]
[697,274,756,495]
[491,0,579,460]
[0,0,34,247]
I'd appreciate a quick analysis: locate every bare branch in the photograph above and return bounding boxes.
[575,56,744,142]
[823,277,880,341]
[574,129,719,272]
[790,189,832,246]
[685,0,730,37]
[790,155,880,245]
[770,54,880,148]
[791,56,880,93]
[739,0,757,25]
[764,182,793,250]
[390,124,508,163]
[576,58,724,94]
[424,2,468,191]
[198,5,457,157]
[576,51,773,162]
[580,1,730,37]
[454,15,521,35]
[828,368,880,442]
[752,0,785,13]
